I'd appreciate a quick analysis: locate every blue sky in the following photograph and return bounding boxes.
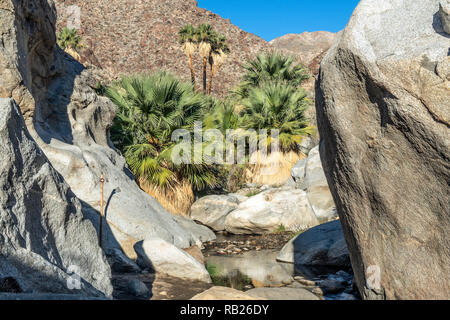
[197,0,360,41]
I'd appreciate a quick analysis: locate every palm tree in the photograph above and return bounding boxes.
[57,27,83,60]
[204,98,239,134]
[196,23,215,93]
[239,81,314,152]
[235,51,310,99]
[106,72,217,214]
[178,25,198,86]
[238,81,314,185]
[207,33,230,94]
[57,27,83,50]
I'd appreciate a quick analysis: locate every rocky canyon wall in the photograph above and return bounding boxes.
[316,0,450,299]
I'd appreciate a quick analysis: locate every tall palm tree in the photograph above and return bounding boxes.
[178,25,198,86]
[207,33,230,94]
[235,51,310,99]
[196,23,215,93]
[106,72,217,214]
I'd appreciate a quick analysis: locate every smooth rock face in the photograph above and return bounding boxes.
[291,159,307,182]
[191,286,263,300]
[225,188,320,235]
[134,239,212,283]
[172,215,216,247]
[316,0,450,299]
[183,246,206,265]
[245,287,320,300]
[190,195,240,232]
[0,0,202,255]
[440,0,450,34]
[291,146,337,222]
[0,99,112,297]
[277,220,350,268]
[303,146,337,222]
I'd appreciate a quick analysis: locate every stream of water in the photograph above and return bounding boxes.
[203,233,359,300]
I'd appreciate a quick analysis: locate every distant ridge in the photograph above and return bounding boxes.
[270,31,337,76]
[55,0,272,96]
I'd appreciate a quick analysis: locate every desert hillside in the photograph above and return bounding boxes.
[270,31,337,93]
[270,31,336,73]
[55,0,272,96]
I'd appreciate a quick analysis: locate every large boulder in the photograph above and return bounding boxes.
[245,287,320,300]
[0,0,202,256]
[224,188,320,235]
[190,195,240,231]
[316,0,450,299]
[440,0,450,34]
[291,159,307,182]
[191,286,263,300]
[172,215,216,246]
[0,99,112,297]
[295,146,337,222]
[134,238,212,283]
[277,220,350,268]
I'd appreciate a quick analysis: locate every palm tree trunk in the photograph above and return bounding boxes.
[203,57,208,93]
[208,63,215,94]
[189,55,195,86]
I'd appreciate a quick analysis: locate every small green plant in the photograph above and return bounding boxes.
[245,190,261,197]
[94,82,107,96]
[57,27,83,50]
[206,263,252,290]
[274,224,287,234]
[206,263,221,278]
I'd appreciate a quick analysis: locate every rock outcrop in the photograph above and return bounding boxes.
[440,0,450,34]
[0,99,112,297]
[134,238,212,283]
[277,220,350,268]
[0,0,205,258]
[292,146,337,222]
[224,188,320,235]
[245,287,320,300]
[191,286,263,300]
[316,0,450,299]
[190,195,240,232]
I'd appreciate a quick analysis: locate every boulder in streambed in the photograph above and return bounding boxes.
[224,188,320,235]
[190,195,240,232]
[277,220,350,268]
[134,238,212,283]
[191,286,264,300]
[291,146,337,222]
[245,287,320,300]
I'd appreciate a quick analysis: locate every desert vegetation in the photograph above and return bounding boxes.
[57,27,83,60]
[106,72,218,214]
[105,51,313,214]
[178,24,230,94]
